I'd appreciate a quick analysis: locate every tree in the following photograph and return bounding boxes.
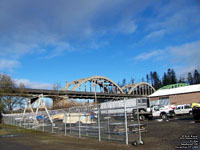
[146,74,150,83]
[170,69,177,84]
[130,77,134,84]
[150,71,153,85]
[150,71,161,90]
[187,72,193,85]
[0,74,26,113]
[122,78,126,87]
[166,68,177,85]
[193,70,200,84]
[118,78,127,88]
[162,73,168,86]
[178,76,185,83]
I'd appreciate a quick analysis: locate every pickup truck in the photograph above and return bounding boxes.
[134,105,175,121]
[150,105,175,120]
[174,104,192,115]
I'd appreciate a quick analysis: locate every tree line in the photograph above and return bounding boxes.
[118,68,200,90]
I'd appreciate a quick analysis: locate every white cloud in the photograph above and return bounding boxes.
[174,65,200,77]
[0,0,200,74]
[134,50,163,61]
[0,0,150,72]
[15,79,52,89]
[134,40,200,75]
[0,42,38,58]
[43,41,73,59]
[0,59,20,71]
[115,18,137,34]
[146,1,200,36]
[145,30,166,40]
[168,40,200,66]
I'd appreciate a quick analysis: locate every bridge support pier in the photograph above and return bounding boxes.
[52,96,69,109]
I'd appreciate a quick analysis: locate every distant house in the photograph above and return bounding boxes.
[148,84,200,106]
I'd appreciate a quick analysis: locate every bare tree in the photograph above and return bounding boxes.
[0,74,26,113]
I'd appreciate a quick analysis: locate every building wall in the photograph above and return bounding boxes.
[150,92,200,105]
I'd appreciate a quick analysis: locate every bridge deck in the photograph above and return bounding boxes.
[8,88,146,100]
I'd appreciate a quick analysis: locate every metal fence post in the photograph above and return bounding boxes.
[42,119,44,132]
[136,98,142,144]
[124,98,128,145]
[11,116,12,125]
[107,103,111,140]
[64,112,66,136]
[98,105,101,142]
[86,106,88,137]
[52,122,54,133]
[24,115,25,128]
[69,109,71,134]
[78,110,81,138]
[13,116,15,126]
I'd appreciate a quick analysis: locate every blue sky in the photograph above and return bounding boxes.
[0,0,200,89]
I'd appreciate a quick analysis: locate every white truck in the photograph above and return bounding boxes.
[99,98,175,121]
[174,104,192,115]
[100,98,149,115]
[148,105,175,120]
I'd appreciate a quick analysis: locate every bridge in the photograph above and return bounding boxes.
[62,76,155,95]
[3,76,156,104]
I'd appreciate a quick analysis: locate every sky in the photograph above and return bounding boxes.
[0,0,200,89]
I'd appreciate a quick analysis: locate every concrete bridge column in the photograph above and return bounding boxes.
[52,96,69,109]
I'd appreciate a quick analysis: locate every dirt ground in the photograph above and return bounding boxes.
[0,115,200,150]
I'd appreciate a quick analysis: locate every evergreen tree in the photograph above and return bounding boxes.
[187,72,193,85]
[171,69,177,84]
[130,77,134,84]
[178,76,185,83]
[151,71,161,90]
[141,77,144,82]
[164,68,177,85]
[167,68,172,84]
[162,72,168,86]
[150,71,153,85]
[122,78,126,87]
[193,70,200,84]
[146,74,149,83]
[118,78,127,88]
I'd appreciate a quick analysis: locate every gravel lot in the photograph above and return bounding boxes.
[0,115,199,150]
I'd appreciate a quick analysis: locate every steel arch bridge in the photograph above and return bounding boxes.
[62,76,155,96]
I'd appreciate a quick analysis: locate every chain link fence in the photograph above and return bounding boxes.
[2,100,146,145]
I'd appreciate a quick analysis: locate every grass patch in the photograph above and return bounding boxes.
[0,129,9,135]
[0,124,43,135]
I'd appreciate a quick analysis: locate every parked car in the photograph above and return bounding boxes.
[174,104,192,115]
[150,105,175,120]
[135,105,175,121]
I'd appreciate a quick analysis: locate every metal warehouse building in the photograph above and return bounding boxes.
[148,84,200,106]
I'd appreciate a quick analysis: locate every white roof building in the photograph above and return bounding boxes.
[149,84,200,98]
[148,84,200,105]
